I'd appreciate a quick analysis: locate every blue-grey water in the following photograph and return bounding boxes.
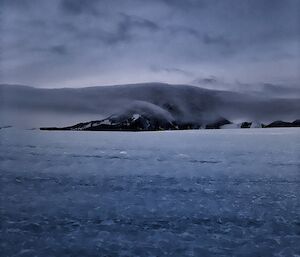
[1,128,300,256]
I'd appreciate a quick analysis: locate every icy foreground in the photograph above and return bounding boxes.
[1,129,300,256]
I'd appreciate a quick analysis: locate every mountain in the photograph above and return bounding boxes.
[264,120,300,128]
[41,112,177,131]
[40,116,300,131]
[1,83,299,128]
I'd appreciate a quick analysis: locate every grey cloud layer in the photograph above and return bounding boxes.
[1,0,299,88]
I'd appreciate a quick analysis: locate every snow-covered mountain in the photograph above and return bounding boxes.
[41,115,300,131]
[1,83,299,128]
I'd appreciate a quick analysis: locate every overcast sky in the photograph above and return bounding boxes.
[1,0,299,89]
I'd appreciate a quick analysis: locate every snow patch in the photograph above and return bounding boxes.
[250,121,262,128]
[99,119,112,125]
[132,114,141,121]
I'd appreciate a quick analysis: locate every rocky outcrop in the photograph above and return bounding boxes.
[240,122,252,128]
[264,120,300,128]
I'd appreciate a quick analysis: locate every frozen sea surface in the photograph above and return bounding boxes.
[1,128,300,257]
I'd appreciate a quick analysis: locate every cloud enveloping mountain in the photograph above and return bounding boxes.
[1,83,299,128]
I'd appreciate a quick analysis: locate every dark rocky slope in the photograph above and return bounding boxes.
[264,120,300,128]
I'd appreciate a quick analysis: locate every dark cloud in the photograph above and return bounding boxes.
[194,76,219,85]
[120,14,160,32]
[49,45,68,55]
[150,66,193,77]
[166,26,200,39]
[58,13,160,46]
[202,34,232,47]
[60,0,100,16]
[101,13,160,44]
[0,0,299,89]
[160,0,207,10]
